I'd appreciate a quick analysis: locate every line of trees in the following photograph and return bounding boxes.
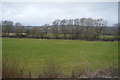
[1,18,119,40]
[51,18,107,40]
[2,21,24,37]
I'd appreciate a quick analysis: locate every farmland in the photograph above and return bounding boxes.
[2,38,118,78]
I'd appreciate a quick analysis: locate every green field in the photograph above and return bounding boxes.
[2,38,118,77]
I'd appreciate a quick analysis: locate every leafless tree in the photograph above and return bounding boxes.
[39,26,45,39]
[93,19,107,40]
[31,26,40,38]
[2,21,13,36]
[60,19,68,39]
[73,19,82,39]
[67,19,74,39]
[43,24,49,38]
[51,20,60,38]
[25,27,32,38]
[15,22,24,37]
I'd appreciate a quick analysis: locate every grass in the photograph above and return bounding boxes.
[99,35,120,39]
[2,38,118,77]
[0,38,2,78]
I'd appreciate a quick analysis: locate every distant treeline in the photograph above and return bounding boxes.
[1,18,119,41]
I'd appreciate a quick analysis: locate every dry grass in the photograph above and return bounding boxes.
[38,58,63,78]
[71,62,90,78]
[89,66,119,78]
[2,59,119,78]
[2,59,31,78]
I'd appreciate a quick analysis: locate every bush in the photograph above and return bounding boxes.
[38,58,62,78]
[90,67,119,78]
[71,62,89,78]
[2,59,31,78]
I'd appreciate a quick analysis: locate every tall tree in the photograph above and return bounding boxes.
[43,24,49,38]
[15,22,24,37]
[2,21,13,36]
[51,20,60,38]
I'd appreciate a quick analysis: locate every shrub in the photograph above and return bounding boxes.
[2,59,30,78]
[71,62,89,78]
[38,58,62,78]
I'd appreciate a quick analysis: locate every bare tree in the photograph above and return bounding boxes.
[31,26,40,38]
[67,19,74,39]
[2,21,13,37]
[60,19,68,39]
[15,22,24,37]
[43,24,49,38]
[73,18,82,39]
[93,19,107,40]
[25,27,32,38]
[76,18,107,40]
[51,20,60,38]
[39,26,45,39]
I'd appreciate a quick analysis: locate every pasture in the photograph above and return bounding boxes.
[2,38,118,77]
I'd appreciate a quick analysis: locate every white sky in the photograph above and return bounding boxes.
[1,2,118,26]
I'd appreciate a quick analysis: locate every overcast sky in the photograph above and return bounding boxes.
[2,2,118,26]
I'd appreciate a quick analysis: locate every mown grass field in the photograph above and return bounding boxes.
[2,38,118,77]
